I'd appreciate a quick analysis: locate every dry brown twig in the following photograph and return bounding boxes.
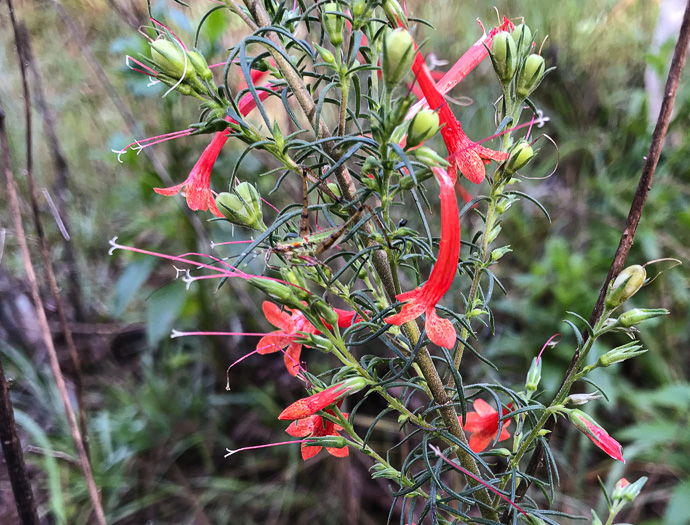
[504,0,690,517]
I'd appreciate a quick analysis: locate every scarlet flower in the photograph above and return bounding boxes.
[278,379,366,420]
[256,301,319,376]
[569,409,625,462]
[460,399,513,452]
[154,72,275,216]
[394,19,509,184]
[285,410,349,459]
[384,167,459,348]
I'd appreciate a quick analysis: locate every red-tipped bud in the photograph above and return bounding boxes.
[568,409,624,462]
[278,378,367,420]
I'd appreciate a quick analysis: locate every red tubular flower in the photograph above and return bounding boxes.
[569,409,625,462]
[394,20,509,184]
[384,167,459,348]
[460,399,513,452]
[278,379,366,420]
[285,410,349,459]
[256,301,318,376]
[154,75,276,216]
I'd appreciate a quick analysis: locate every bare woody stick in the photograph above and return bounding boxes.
[6,3,90,460]
[506,0,690,516]
[0,98,107,525]
[0,355,39,525]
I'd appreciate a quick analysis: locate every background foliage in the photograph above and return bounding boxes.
[0,0,688,523]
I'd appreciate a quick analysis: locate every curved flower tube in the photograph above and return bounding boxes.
[394,19,509,184]
[154,71,275,216]
[278,378,366,420]
[384,167,459,348]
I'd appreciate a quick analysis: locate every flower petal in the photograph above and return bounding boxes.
[468,431,493,453]
[256,332,290,354]
[425,308,456,348]
[326,446,349,458]
[300,443,322,460]
[284,342,302,376]
[473,399,496,417]
[262,301,293,330]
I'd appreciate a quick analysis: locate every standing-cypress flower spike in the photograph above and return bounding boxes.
[569,409,625,462]
[154,80,277,216]
[278,378,367,420]
[384,167,459,348]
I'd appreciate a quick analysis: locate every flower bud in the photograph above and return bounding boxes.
[399,175,416,190]
[321,2,345,46]
[516,54,546,99]
[382,29,416,90]
[491,31,518,84]
[150,39,195,81]
[382,0,408,28]
[361,175,379,191]
[310,299,339,327]
[216,183,266,232]
[413,146,450,168]
[279,268,310,300]
[525,357,542,394]
[248,277,299,306]
[490,246,512,262]
[616,476,646,502]
[313,43,336,65]
[568,409,624,462]
[505,140,535,175]
[512,23,532,53]
[590,511,603,525]
[612,478,630,501]
[370,463,400,480]
[300,333,334,352]
[618,307,668,327]
[564,393,602,406]
[406,110,440,149]
[605,265,647,309]
[352,0,367,18]
[596,341,647,368]
[186,50,213,82]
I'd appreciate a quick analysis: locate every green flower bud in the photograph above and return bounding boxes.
[505,141,535,175]
[248,277,299,306]
[413,146,450,168]
[399,174,416,190]
[150,39,195,81]
[186,50,213,82]
[361,175,379,191]
[279,268,310,301]
[596,341,647,368]
[490,246,512,262]
[525,356,542,394]
[216,183,266,232]
[516,54,546,99]
[352,0,367,17]
[382,29,416,90]
[321,2,345,46]
[618,307,668,327]
[512,23,532,53]
[300,333,334,352]
[310,299,339,327]
[564,392,601,406]
[621,476,646,502]
[323,183,342,205]
[491,31,518,84]
[370,464,400,480]
[406,109,440,149]
[313,42,336,65]
[605,265,647,309]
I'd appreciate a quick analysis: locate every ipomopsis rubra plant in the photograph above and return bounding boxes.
[112,1,664,522]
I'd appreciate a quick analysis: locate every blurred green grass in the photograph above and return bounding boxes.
[1,0,689,523]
